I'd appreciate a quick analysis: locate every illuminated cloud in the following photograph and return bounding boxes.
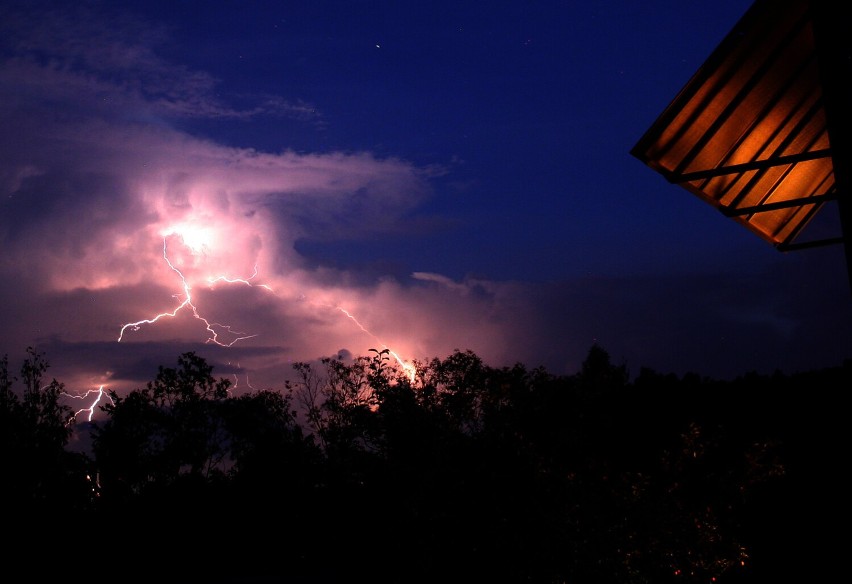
[0,0,517,395]
[2,0,850,412]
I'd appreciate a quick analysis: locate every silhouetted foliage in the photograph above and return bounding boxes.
[4,344,848,582]
[0,349,93,519]
[92,352,232,504]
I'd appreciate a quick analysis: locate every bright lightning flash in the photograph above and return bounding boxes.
[118,229,262,346]
[333,307,417,382]
[61,385,115,423]
[118,225,416,381]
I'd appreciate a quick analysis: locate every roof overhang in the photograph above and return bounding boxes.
[631,0,851,256]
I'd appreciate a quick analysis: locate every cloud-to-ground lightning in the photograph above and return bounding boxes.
[61,385,114,423]
[225,361,259,393]
[331,306,417,381]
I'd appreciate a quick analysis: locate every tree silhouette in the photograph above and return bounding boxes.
[92,351,232,506]
[1,348,94,568]
[90,351,326,581]
[283,344,771,583]
[1,343,835,582]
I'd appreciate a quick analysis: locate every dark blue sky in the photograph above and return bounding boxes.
[153,0,768,282]
[1,0,850,413]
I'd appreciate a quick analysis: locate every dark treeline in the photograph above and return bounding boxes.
[1,345,847,583]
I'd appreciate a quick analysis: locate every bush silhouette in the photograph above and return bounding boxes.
[3,345,845,582]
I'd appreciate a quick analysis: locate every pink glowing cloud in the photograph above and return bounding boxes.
[3,0,850,411]
[0,3,539,396]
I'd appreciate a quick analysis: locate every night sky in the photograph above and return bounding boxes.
[2,0,851,418]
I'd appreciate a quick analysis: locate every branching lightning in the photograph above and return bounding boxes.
[61,385,114,423]
[118,237,259,346]
[117,231,416,382]
[208,267,273,291]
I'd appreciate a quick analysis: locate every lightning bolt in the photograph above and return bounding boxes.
[226,361,257,392]
[61,385,114,423]
[208,267,273,291]
[118,235,416,381]
[118,238,259,346]
[332,306,417,382]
